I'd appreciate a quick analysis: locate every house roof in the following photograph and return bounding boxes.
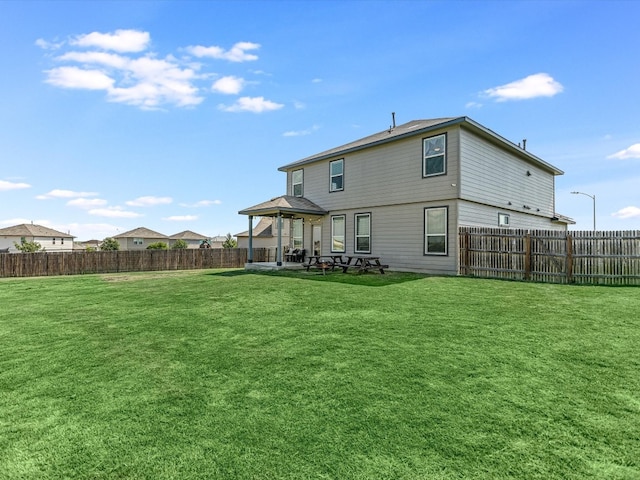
[170,230,208,240]
[0,223,74,238]
[552,213,576,225]
[113,227,168,239]
[279,116,564,176]
[236,217,279,238]
[238,195,328,218]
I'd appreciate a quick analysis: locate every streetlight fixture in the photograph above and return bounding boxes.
[571,191,596,230]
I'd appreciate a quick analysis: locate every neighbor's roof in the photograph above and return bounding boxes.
[170,230,208,240]
[114,227,168,239]
[238,195,328,217]
[0,223,74,238]
[279,116,564,175]
[236,217,279,238]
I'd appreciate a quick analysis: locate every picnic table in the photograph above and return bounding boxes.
[302,255,343,273]
[335,256,389,274]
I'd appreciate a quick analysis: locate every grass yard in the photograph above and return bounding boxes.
[0,269,639,479]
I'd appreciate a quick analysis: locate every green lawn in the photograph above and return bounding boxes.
[1,269,638,479]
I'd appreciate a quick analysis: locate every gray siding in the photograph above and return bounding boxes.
[458,201,566,231]
[311,201,458,275]
[289,127,460,211]
[459,127,556,217]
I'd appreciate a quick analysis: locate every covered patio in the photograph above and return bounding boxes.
[238,195,327,269]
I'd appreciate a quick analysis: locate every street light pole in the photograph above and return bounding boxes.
[571,191,596,230]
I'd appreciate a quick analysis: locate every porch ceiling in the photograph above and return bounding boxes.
[238,195,327,218]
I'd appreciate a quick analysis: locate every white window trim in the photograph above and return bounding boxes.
[498,213,510,227]
[292,169,303,197]
[331,215,345,253]
[354,213,371,254]
[422,133,447,177]
[424,206,448,255]
[329,159,344,192]
[292,218,303,249]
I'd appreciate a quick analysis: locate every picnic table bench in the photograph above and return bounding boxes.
[335,256,389,274]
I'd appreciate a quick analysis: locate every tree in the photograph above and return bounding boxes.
[171,239,188,250]
[14,239,43,252]
[100,237,120,251]
[146,242,168,250]
[222,233,237,249]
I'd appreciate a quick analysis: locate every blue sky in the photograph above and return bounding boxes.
[1,0,638,240]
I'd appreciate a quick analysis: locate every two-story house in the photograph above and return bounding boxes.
[0,223,75,253]
[113,227,169,250]
[239,117,572,275]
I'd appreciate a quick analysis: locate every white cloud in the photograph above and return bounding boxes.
[57,51,129,69]
[219,96,284,113]
[484,73,563,101]
[36,189,98,200]
[88,206,143,218]
[186,42,260,62]
[293,100,306,110]
[312,78,323,83]
[211,75,245,94]
[35,38,63,50]
[45,66,115,90]
[71,29,150,53]
[66,198,108,208]
[163,215,199,221]
[607,143,640,160]
[41,31,270,110]
[0,180,31,191]
[465,101,483,109]
[283,125,320,137]
[1,218,32,226]
[125,196,173,207]
[179,200,221,207]
[611,206,640,219]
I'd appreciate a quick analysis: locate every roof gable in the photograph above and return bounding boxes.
[0,223,74,238]
[114,227,168,239]
[170,230,208,240]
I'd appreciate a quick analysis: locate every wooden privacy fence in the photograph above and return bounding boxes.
[0,248,271,278]
[459,227,640,285]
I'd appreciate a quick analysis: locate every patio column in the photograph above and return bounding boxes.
[247,215,253,263]
[276,213,282,266]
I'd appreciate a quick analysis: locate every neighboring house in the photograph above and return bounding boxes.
[170,230,210,249]
[236,217,291,249]
[239,116,573,275]
[0,223,75,253]
[75,239,101,250]
[113,227,169,250]
[209,235,229,249]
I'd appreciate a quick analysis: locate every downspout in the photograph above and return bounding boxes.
[276,213,283,266]
[247,215,253,263]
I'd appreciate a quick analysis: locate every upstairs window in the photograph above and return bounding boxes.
[423,133,446,177]
[330,159,344,192]
[355,213,371,253]
[331,215,345,252]
[133,238,143,245]
[52,238,56,245]
[292,169,303,197]
[424,207,448,255]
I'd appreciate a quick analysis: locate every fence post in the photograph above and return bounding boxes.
[524,232,532,281]
[566,234,573,284]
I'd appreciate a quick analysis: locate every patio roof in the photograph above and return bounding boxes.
[238,195,327,218]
